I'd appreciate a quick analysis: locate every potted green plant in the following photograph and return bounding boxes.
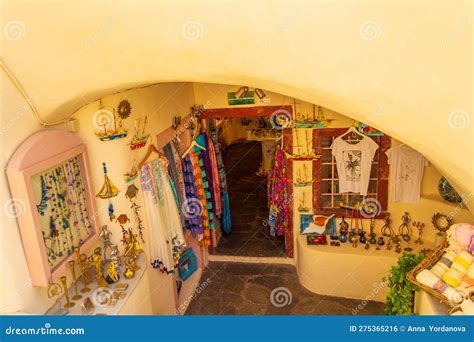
[383,252,426,315]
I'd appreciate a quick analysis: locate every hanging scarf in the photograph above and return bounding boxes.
[268,147,289,236]
[140,159,186,274]
[209,122,232,234]
[182,155,204,236]
[190,152,212,246]
[207,136,222,216]
[163,143,185,217]
[196,134,215,210]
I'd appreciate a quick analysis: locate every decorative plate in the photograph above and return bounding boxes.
[438,177,462,203]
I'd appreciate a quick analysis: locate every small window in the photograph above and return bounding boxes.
[312,128,390,218]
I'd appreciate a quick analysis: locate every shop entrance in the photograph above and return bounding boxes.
[202,106,293,258]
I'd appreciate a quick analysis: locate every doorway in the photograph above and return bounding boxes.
[202,106,293,258]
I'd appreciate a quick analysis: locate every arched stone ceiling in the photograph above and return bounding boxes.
[2,0,472,211]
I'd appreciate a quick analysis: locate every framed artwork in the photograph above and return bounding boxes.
[300,214,336,235]
[6,130,100,287]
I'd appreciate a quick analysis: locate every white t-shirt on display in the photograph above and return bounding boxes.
[385,145,428,204]
[331,136,379,196]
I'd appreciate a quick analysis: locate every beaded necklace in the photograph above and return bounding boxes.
[36,175,49,215]
[72,157,92,236]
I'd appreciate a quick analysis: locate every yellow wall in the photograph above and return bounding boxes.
[0,82,195,314]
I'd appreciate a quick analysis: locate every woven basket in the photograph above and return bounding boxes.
[406,239,452,306]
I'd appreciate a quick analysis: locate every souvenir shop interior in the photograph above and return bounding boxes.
[2,81,473,316]
[1,1,472,317]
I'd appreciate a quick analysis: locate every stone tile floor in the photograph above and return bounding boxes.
[197,142,384,315]
[215,142,286,257]
[185,262,384,315]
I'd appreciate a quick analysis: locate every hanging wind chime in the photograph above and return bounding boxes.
[96,162,120,221]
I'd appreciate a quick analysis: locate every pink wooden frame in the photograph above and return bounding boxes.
[6,130,100,287]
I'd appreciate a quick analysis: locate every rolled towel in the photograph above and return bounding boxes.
[416,269,459,300]
[430,249,458,277]
[452,251,473,272]
[430,262,449,278]
[460,264,474,288]
[441,250,457,267]
[442,268,465,288]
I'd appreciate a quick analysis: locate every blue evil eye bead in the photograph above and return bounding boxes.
[108,203,114,217]
[103,162,108,174]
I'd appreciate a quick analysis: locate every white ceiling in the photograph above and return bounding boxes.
[1,0,472,210]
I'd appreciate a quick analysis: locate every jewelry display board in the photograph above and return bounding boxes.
[7,130,99,287]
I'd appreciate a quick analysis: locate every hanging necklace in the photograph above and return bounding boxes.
[72,157,92,236]
[49,172,64,257]
[60,165,76,250]
[36,175,50,215]
[65,160,88,244]
[52,168,73,256]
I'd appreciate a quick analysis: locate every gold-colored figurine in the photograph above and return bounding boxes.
[60,276,75,308]
[68,260,83,301]
[122,229,142,280]
[123,228,143,258]
[106,261,120,283]
[123,257,136,279]
[79,254,92,292]
[74,247,92,293]
[47,280,68,315]
[89,247,108,287]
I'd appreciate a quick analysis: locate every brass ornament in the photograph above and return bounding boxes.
[432,213,453,235]
[68,260,82,301]
[47,280,68,315]
[60,276,75,308]
[89,247,108,288]
[74,247,92,293]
